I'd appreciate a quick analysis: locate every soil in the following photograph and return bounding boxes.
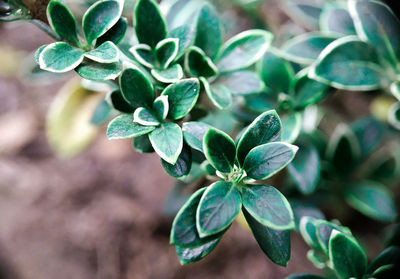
[0,22,318,279]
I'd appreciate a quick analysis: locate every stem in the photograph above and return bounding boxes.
[30,19,61,41]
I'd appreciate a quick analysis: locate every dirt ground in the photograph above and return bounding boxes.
[0,21,318,279]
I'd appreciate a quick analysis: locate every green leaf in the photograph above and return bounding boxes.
[388,102,400,130]
[288,144,320,195]
[107,114,155,139]
[214,70,263,96]
[96,16,128,46]
[243,208,291,267]
[76,60,122,80]
[149,122,183,164]
[161,78,200,120]
[259,49,294,94]
[120,67,155,109]
[82,0,123,46]
[201,77,232,109]
[367,246,400,276]
[203,128,236,173]
[352,117,382,156]
[241,185,294,230]
[130,44,154,68]
[315,220,348,254]
[292,68,330,110]
[152,95,169,121]
[194,3,222,59]
[182,121,211,152]
[107,89,134,113]
[236,110,282,165]
[134,0,167,48]
[185,47,218,78]
[282,32,338,65]
[345,181,397,222]
[309,36,383,90]
[216,30,273,73]
[329,231,367,279]
[155,38,179,69]
[162,143,192,179]
[244,142,298,180]
[151,64,183,83]
[349,0,400,69]
[39,42,84,73]
[196,181,241,236]
[299,217,320,250]
[84,41,119,63]
[171,187,221,247]
[326,124,361,175]
[320,7,356,36]
[47,0,80,46]
[91,99,112,125]
[132,134,154,153]
[133,107,160,126]
[168,24,195,60]
[281,113,302,144]
[175,238,220,265]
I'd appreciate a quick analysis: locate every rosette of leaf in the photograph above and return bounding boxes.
[129,0,195,84]
[295,217,400,279]
[184,3,270,109]
[316,119,398,222]
[303,0,400,129]
[171,110,299,265]
[35,0,127,80]
[244,48,330,144]
[107,67,200,172]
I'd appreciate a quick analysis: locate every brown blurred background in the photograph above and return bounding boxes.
[0,18,318,279]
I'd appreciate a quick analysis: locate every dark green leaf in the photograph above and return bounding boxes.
[175,238,220,265]
[244,142,298,180]
[84,41,119,63]
[282,32,338,65]
[201,77,232,109]
[182,121,211,152]
[133,107,160,126]
[130,44,154,68]
[241,185,294,230]
[329,231,367,279]
[91,99,112,125]
[132,134,154,153]
[149,122,183,164]
[197,181,241,236]
[259,49,294,94]
[288,144,320,194]
[107,89,134,113]
[299,217,321,250]
[162,143,192,179]
[75,60,122,80]
[194,3,222,59]
[39,42,84,73]
[349,0,400,69]
[155,38,179,69]
[96,16,128,46]
[214,70,263,96]
[162,78,200,120]
[281,113,302,144]
[107,114,155,139]
[236,110,282,165]
[185,47,218,78]
[345,181,397,222]
[216,30,273,73]
[352,117,382,156]
[367,246,400,276]
[243,208,291,267]
[120,67,155,108]
[47,0,80,46]
[134,0,167,48]
[152,95,169,121]
[82,0,123,46]
[203,128,236,173]
[315,220,348,254]
[168,24,195,60]
[309,36,383,90]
